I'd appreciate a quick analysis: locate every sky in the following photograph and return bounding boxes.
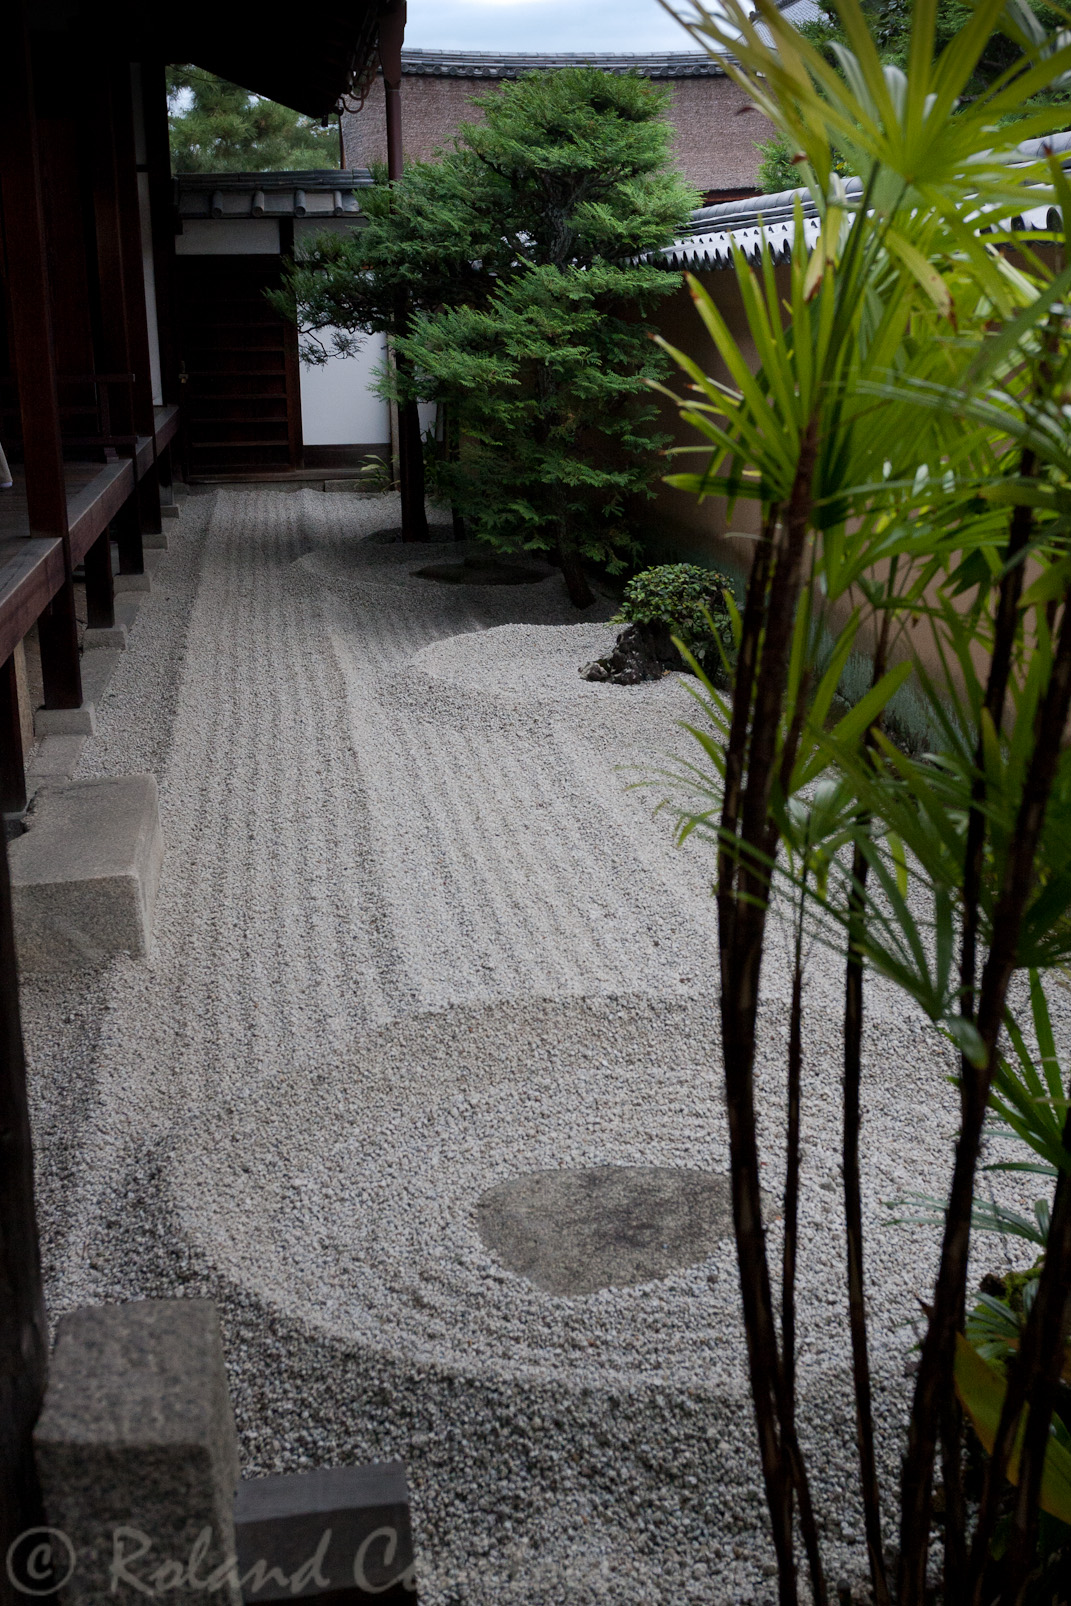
[404,0,710,54]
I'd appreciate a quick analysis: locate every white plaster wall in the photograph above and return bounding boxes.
[175,220,281,255]
[300,329,390,445]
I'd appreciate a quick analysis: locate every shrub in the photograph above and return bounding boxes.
[613,562,736,664]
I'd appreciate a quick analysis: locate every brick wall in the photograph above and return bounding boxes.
[342,72,774,195]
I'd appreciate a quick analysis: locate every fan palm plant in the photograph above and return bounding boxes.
[653,0,1071,1600]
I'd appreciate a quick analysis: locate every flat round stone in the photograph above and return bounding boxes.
[475,1164,732,1296]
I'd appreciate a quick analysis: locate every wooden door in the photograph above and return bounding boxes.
[174,254,302,478]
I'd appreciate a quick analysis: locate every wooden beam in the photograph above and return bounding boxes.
[0,540,66,668]
[0,12,83,713]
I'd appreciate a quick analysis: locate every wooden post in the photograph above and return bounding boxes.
[113,495,143,577]
[89,62,152,567]
[378,0,428,542]
[279,220,305,471]
[0,823,49,1606]
[140,62,179,408]
[111,64,156,440]
[84,531,115,629]
[89,70,136,444]
[114,64,163,536]
[157,440,174,504]
[0,12,82,714]
[0,658,27,818]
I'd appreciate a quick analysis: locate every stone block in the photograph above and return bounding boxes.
[115,596,143,630]
[83,625,127,651]
[9,774,163,969]
[160,506,180,521]
[144,528,171,544]
[235,1463,415,1601]
[14,637,34,754]
[33,1301,241,1606]
[113,570,151,593]
[27,734,86,785]
[34,703,97,737]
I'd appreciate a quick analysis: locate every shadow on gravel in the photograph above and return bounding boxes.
[414,555,555,587]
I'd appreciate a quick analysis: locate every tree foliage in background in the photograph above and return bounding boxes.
[276,68,696,605]
[656,0,1071,1599]
[755,132,802,192]
[757,0,1071,190]
[801,0,1071,110]
[166,66,339,173]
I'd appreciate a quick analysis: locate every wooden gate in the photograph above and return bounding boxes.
[175,253,302,478]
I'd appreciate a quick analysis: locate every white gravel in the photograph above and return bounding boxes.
[19,489,1052,1605]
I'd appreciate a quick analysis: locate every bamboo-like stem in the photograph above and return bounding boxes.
[960,451,1036,1020]
[718,422,827,1606]
[782,901,805,1424]
[899,460,1038,1604]
[944,454,1036,1598]
[842,595,893,1606]
[963,596,1071,1601]
[1000,1146,1071,1603]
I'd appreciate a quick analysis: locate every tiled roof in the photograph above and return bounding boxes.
[176,169,373,220]
[657,128,1071,268]
[754,0,824,42]
[396,49,726,79]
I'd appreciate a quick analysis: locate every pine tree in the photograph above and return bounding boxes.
[167,66,339,173]
[406,69,696,606]
[276,67,697,604]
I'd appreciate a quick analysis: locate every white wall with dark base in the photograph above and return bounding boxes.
[299,329,390,451]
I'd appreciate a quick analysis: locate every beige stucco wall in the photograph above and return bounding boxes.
[343,73,774,193]
[641,265,788,571]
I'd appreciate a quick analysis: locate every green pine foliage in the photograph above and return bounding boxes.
[397,68,697,604]
[408,260,677,589]
[276,66,697,605]
[167,66,339,173]
[271,156,512,360]
[755,133,802,193]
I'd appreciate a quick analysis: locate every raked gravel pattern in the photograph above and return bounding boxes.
[20,489,1053,1605]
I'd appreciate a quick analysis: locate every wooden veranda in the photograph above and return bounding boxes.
[0,3,405,1596]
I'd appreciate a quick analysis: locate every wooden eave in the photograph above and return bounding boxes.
[30,1,386,119]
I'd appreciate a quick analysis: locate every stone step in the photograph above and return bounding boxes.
[8,773,163,969]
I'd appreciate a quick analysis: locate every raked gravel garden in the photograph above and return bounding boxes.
[18,489,1051,1604]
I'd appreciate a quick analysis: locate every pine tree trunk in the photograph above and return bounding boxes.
[556,529,593,609]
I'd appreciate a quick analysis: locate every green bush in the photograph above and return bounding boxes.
[756,133,800,194]
[613,563,735,664]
